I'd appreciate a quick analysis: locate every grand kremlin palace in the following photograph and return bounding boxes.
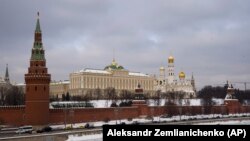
[68,59,155,96]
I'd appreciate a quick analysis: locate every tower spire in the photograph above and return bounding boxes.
[112,48,117,66]
[4,64,10,83]
[191,72,196,92]
[31,12,45,60]
[35,12,41,33]
[113,48,115,62]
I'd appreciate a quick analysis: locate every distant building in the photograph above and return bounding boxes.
[50,80,70,99]
[0,64,11,86]
[69,59,155,96]
[155,55,196,98]
[0,64,12,90]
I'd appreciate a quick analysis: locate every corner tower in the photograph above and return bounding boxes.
[25,12,51,125]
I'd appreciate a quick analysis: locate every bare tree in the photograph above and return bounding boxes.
[152,90,161,106]
[83,90,93,102]
[93,88,102,100]
[119,90,133,107]
[3,86,24,105]
[104,87,117,107]
[164,92,176,106]
[198,86,215,114]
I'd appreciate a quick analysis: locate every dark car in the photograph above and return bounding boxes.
[36,126,52,133]
[84,123,94,129]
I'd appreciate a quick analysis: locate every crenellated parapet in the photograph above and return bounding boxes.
[0,105,25,109]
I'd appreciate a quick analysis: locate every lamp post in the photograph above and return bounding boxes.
[64,104,67,129]
[202,107,205,119]
[115,108,118,124]
[69,109,74,128]
[179,107,182,121]
[150,108,154,122]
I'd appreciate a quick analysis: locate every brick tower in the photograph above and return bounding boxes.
[25,12,51,125]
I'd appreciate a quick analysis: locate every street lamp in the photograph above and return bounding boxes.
[150,108,154,122]
[115,108,118,124]
[64,103,67,129]
[178,107,182,121]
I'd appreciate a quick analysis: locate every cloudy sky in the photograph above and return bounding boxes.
[0,0,250,90]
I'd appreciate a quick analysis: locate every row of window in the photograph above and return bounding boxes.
[26,85,47,92]
[28,70,45,74]
[70,76,153,90]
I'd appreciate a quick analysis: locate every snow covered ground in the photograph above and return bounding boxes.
[67,134,102,141]
[59,113,250,141]
[65,117,250,141]
[51,99,250,108]
[90,98,225,108]
[196,120,250,125]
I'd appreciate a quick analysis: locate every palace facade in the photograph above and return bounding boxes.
[69,59,155,96]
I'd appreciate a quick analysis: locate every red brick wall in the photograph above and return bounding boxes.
[1,104,250,126]
[49,107,139,124]
[0,106,25,126]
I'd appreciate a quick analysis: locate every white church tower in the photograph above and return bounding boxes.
[167,55,175,84]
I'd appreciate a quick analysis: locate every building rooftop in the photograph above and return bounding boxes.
[76,68,150,77]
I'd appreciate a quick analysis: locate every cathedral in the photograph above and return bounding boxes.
[155,55,196,98]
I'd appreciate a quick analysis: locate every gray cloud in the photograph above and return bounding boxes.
[0,0,250,90]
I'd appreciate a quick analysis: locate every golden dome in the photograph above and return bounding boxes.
[179,71,185,79]
[168,55,174,63]
[160,66,165,70]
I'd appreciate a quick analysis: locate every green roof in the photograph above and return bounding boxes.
[31,48,45,60]
[104,64,124,70]
[104,59,125,70]
[35,13,41,32]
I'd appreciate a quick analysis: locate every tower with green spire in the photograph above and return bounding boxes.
[25,12,51,125]
[31,12,45,60]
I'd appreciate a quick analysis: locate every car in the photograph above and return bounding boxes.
[15,125,33,134]
[120,122,126,125]
[36,126,52,133]
[84,123,94,129]
[131,121,140,125]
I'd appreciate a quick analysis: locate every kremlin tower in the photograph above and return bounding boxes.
[25,12,51,125]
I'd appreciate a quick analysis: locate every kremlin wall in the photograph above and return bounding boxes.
[0,13,250,126]
[1,102,250,126]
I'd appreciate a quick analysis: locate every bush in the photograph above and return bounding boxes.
[127,118,133,121]
[65,126,72,130]
[103,118,110,123]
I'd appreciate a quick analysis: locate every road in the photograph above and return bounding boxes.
[146,116,250,125]
[0,128,102,140]
[0,116,249,140]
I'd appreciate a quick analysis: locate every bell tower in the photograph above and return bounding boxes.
[25,12,51,125]
[167,55,175,84]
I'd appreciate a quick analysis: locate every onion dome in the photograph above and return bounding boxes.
[168,55,174,64]
[179,71,185,79]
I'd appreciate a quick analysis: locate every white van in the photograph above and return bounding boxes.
[15,125,33,134]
